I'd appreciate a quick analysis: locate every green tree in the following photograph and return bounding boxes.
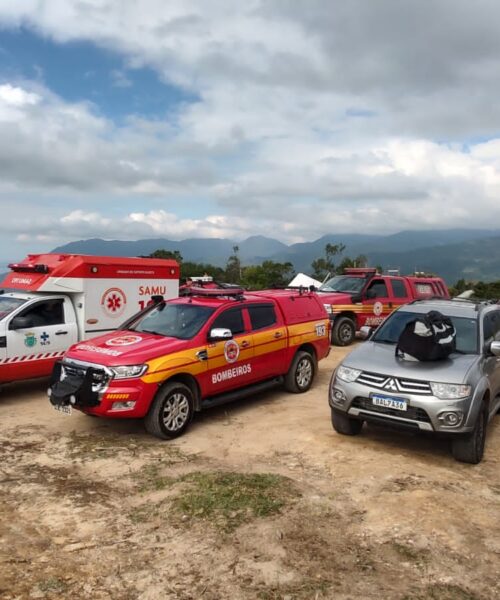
[335,254,368,274]
[148,249,183,263]
[181,261,225,281]
[311,243,346,280]
[225,245,242,283]
[241,261,294,290]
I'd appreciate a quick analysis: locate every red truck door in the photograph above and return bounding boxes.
[362,277,394,328]
[204,306,255,395]
[388,277,412,308]
[247,302,287,379]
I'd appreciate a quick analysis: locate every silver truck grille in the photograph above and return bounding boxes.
[356,371,432,395]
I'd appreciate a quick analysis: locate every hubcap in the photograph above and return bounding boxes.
[340,324,353,343]
[296,358,313,388]
[162,393,190,431]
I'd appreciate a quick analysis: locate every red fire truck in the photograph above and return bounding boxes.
[316,268,450,345]
[0,254,179,383]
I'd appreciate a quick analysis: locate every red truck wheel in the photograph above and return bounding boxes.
[144,382,194,440]
[284,351,315,393]
[331,317,356,346]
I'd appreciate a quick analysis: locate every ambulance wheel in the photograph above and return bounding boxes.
[144,382,194,440]
[332,317,355,346]
[284,351,315,393]
[331,409,363,435]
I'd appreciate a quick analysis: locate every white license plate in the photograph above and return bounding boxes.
[53,404,72,416]
[371,394,407,411]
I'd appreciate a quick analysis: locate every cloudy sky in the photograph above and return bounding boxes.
[1,0,500,263]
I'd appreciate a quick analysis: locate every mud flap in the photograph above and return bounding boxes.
[48,361,101,408]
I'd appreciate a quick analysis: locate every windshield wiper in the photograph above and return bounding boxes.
[373,338,396,345]
[141,329,164,336]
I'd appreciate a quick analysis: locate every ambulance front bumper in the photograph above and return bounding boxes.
[48,359,156,418]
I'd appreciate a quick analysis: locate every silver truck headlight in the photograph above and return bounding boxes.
[110,365,148,379]
[430,382,471,399]
[336,365,361,383]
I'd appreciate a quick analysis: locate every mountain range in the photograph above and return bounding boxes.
[52,228,500,284]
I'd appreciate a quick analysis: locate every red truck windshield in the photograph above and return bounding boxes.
[131,303,215,340]
[0,296,26,320]
[320,276,366,293]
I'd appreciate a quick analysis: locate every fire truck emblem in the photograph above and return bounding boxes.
[224,340,240,364]
[373,301,383,317]
[101,287,127,318]
[106,335,143,347]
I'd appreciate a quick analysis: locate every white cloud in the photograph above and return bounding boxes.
[0,1,500,256]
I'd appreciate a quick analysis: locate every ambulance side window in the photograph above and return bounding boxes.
[17,300,65,327]
[211,308,245,335]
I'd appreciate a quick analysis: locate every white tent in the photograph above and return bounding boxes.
[289,272,322,289]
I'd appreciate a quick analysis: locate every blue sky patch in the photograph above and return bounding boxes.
[0,27,197,122]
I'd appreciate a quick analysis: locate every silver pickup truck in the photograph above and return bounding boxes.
[329,299,500,464]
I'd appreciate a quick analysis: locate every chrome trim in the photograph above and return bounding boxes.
[357,371,432,394]
[348,407,434,431]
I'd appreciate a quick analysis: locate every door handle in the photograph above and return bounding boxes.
[274,332,283,339]
[196,350,208,361]
[241,341,250,348]
[55,330,68,336]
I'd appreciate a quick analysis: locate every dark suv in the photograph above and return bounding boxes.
[329,299,500,464]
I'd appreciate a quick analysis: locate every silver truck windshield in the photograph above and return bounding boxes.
[0,296,26,320]
[372,311,478,355]
[320,276,365,293]
[132,303,215,340]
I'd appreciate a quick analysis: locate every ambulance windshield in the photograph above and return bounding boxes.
[0,296,27,320]
[132,303,215,340]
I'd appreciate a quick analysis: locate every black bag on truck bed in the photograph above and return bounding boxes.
[396,310,456,361]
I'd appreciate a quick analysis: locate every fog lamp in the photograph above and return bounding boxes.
[111,401,136,411]
[332,388,347,406]
[438,411,463,427]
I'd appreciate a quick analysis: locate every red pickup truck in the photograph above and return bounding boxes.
[48,286,330,439]
[316,268,450,346]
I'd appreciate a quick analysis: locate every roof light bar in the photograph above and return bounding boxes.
[8,263,49,274]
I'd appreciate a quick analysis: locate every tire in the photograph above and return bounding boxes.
[451,406,488,464]
[144,382,194,440]
[331,409,363,435]
[331,317,356,346]
[284,351,315,393]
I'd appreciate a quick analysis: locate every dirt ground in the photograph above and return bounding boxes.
[1,345,499,600]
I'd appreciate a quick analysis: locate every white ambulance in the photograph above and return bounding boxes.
[0,254,179,384]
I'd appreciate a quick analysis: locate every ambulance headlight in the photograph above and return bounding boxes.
[109,365,148,379]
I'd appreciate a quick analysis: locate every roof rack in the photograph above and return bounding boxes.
[182,285,245,301]
[283,285,317,294]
